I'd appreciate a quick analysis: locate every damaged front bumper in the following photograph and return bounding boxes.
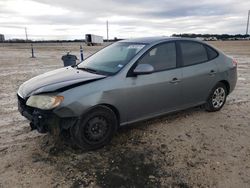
[17,95,77,134]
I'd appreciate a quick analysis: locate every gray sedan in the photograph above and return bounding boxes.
[17,37,237,150]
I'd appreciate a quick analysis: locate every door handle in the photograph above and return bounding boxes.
[170,78,181,84]
[209,70,217,76]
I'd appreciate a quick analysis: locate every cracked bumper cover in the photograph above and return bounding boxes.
[17,95,77,133]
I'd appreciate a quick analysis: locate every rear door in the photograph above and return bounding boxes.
[125,42,182,122]
[178,41,219,106]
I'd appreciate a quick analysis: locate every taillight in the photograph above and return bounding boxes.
[232,59,238,67]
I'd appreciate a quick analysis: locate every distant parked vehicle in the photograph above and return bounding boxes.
[85,34,103,46]
[17,37,237,150]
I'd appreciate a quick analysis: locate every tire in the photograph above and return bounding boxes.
[70,106,118,150]
[205,82,227,112]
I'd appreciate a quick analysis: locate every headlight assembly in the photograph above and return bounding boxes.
[26,95,64,110]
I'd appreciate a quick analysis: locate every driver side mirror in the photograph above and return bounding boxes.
[133,64,154,75]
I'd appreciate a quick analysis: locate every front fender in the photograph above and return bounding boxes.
[53,91,103,118]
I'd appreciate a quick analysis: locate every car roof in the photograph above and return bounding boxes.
[120,36,204,44]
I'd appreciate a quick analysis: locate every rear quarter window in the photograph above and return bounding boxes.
[180,41,208,66]
[206,45,218,60]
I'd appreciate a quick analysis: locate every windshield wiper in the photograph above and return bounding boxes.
[77,67,106,75]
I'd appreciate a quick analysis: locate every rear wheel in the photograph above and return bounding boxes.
[205,83,227,112]
[70,106,118,150]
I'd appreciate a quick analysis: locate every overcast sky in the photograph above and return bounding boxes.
[0,0,250,40]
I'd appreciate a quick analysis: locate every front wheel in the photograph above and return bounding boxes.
[70,106,118,150]
[205,83,227,112]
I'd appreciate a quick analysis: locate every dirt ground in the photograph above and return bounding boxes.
[0,41,249,188]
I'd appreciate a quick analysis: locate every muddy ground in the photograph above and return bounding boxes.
[0,41,249,188]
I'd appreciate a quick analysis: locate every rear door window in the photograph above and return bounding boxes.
[138,42,176,71]
[180,41,208,66]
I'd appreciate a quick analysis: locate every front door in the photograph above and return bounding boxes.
[125,42,182,123]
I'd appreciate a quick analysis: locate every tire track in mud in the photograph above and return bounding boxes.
[32,129,192,188]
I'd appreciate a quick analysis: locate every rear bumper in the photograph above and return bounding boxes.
[228,66,237,94]
[17,95,77,133]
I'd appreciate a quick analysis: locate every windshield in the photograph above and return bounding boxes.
[78,42,146,75]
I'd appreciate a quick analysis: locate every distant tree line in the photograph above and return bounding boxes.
[172,33,250,40]
[3,39,85,43]
[3,37,123,43]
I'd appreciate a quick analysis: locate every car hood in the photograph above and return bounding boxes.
[18,66,106,99]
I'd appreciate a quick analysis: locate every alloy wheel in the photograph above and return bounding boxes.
[212,87,226,108]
